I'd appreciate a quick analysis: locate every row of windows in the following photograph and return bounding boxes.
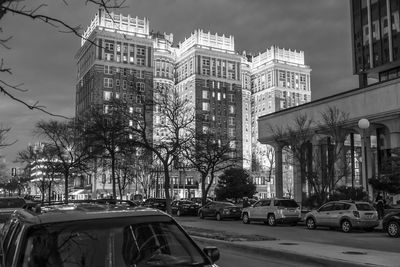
[202,90,235,102]
[103,90,145,103]
[104,41,146,56]
[103,78,145,91]
[103,66,145,78]
[202,102,235,114]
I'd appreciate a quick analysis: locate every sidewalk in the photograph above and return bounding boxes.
[183,221,398,267]
[193,235,399,267]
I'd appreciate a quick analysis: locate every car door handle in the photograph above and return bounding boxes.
[338,212,343,214]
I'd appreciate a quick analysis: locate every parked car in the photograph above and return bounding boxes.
[142,198,167,211]
[190,197,213,206]
[241,198,301,226]
[305,200,379,233]
[171,200,200,216]
[0,197,36,223]
[0,202,220,267]
[198,201,241,221]
[382,210,400,237]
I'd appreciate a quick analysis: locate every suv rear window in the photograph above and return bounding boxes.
[20,218,209,267]
[356,203,375,211]
[274,200,299,208]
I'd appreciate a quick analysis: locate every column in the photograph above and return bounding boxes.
[361,131,373,200]
[293,159,302,204]
[274,144,283,198]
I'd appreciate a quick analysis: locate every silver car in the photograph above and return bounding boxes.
[241,198,301,226]
[305,201,379,233]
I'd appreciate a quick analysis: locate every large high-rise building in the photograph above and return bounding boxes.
[350,0,400,87]
[75,9,154,118]
[76,10,311,199]
[247,46,312,198]
[175,30,243,162]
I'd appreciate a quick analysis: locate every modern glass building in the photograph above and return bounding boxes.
[351,0,400,86]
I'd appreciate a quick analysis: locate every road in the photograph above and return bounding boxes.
[195,238,325,267]
[175,216,400,254]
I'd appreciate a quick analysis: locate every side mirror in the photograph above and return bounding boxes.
[203,246,220,263]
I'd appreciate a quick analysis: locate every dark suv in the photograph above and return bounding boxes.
[142,198,167,211]
[0,197,36,223]
[0,202,220,267]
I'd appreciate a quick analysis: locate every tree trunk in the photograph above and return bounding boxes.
[64,170,69,203]
[111,152,117,200]
[201,173,207,206]
[163,164,171,214]
[48,181,52,204]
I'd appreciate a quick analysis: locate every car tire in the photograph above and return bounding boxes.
[177,210,181,217]
[387,221,400,237]
[267,214,276,226]
[216,213,222,221]
[306,217,316,230]
[341,219,352,233]
[199,211,204,219]
[242,213,250,224]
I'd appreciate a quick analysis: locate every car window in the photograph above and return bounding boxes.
[253,201,262,207]
[261,200,271,206]
[220,203,234,207]
[334,203,351,210]
[274,200,298,208]
[319,203,334,212]
[20,218,210,267]
[356,203,375,211]
[5,223,22,266]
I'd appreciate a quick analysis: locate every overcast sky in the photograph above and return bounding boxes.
[0,0,358,170]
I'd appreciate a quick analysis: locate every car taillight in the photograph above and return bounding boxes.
[353,211,360,218]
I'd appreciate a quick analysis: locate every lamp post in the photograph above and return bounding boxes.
[358,118,370,197]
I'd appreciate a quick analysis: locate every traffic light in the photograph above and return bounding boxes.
[11,168,17,177]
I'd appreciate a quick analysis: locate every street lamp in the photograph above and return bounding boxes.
[358,118,370,197]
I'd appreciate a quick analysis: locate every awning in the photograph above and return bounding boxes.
[70,189,91,195]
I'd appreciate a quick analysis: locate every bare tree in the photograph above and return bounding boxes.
[35,119,92,202]
[0,1,125,117]
[129,85,195,214]
[82,99,132,200]
[182,130,238,206]
[313,106,351,199]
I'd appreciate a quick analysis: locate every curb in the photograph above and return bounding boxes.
[191,235,380,267]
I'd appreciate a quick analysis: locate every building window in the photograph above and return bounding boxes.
[137,58,145,66]
[137,47,146,56]
[104,78,113,88]
[202,102,209,111]
[103,91,111,101]
[202,90,209,99]
[228,117,235,126]
[228,105,235,114]
[104,65,111,74]
[228,128,235,137]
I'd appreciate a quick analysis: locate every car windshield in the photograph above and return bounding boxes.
[20,217,209,267]
[356,203,375,211]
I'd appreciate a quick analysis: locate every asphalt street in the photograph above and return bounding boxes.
[195,238,330,267]
[175,216,400,254]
